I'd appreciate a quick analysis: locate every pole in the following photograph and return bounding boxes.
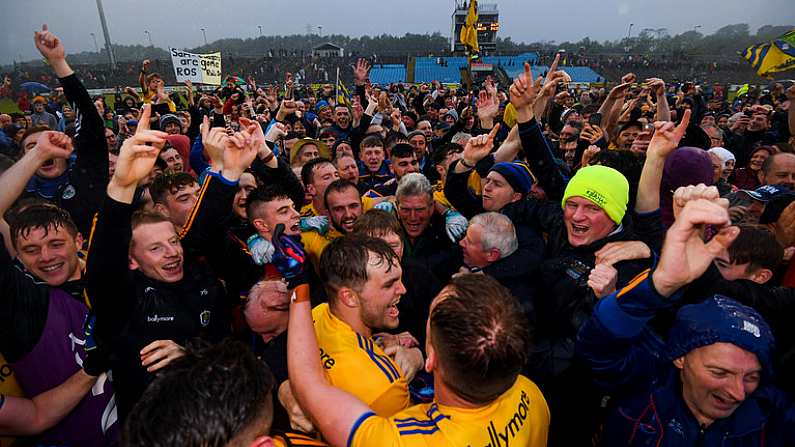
[258,25,262,37]
[144,30,152,47]
[335,66,340,105]
[95,0,116,69]
[201,28,208,46]
[90,33,99,53]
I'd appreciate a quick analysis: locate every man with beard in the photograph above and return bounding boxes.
[309,236,418,416]
[299,180,372,269]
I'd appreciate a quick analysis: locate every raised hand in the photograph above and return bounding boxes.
[509,63,543,116]
[462,123,500,166]
[645,77,665,96]
[142,59,151,71]
[672,183,722,221]
[352,96,364,123]
[646,109,691,159]
[652,196,739,297]
[32,130,74,163]
[221,124,259,180]
[33,24,65,62]
[34,24,72,77]
[200,116,227,169]
[238,117,266,148]
[621,72,637,84]
[111,105,167,194]
[263,121,288,143]
[277,100,298,121]
[580,124,604,144]
[607,82,632,100]
[580,145,601,167]
[476,89,499,122]
[353,58,372,85]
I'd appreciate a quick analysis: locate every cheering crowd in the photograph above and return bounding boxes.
[1,23,795,447]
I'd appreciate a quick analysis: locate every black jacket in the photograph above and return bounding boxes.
[22,73,108,237]
[393,258,443,348]
[482,224,545,327]
[399,213,460,282]
[85,174,237,418]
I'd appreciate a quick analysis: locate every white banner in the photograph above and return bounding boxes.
[169,48,222,85]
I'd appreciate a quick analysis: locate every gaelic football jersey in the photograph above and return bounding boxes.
[311,303,410,417]
[349,375,549,447]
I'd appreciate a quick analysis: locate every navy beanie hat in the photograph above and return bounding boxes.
[489,162,533,196]
[666,296,775,379]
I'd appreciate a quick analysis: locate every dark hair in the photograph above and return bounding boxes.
[352,209,402,238]
[385,133,408,151]
[390,143,416,160]
[430,274,530,404]
[361,135,384,150]
[9,204,79,248]
[20,125,51,147]
[727,225,783,273]
[148,172,197,205]
[323,179,360,212]
[246,184,293,221]
[124,339,274,446]
[300,157,334,187]
[430,143,463,168]
[319,235,399,300]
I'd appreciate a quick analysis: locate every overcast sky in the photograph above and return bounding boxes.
[1,0,793,65]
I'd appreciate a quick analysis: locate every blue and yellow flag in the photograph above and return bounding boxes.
[459,0,479,54]
[336,79,351,107]
[741,28,795,77]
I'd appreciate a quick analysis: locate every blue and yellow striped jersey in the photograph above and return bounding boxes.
[312,303,410,417]
[349,375,549,447]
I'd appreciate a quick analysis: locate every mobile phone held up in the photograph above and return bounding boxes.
[588,112,602,127]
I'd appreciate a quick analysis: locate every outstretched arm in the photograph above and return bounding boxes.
[510,62,568,199]
[285,241,373,447]
[0,370,96,436]
[635,109,691,214]
[578,188,739,388]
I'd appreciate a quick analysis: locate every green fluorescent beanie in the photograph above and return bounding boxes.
[561,165,629,225]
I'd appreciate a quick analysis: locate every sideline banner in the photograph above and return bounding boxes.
[169,48,222,85]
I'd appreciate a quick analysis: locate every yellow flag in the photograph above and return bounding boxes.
[459,0,479,53]
[741,28,795,77]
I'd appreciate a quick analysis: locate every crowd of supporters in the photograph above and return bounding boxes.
[1,23,795,447]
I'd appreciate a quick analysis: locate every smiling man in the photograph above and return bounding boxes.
[577,195,795,445]
[395,173,459,281]
[85,110,254,420]
[310,235,415,417]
